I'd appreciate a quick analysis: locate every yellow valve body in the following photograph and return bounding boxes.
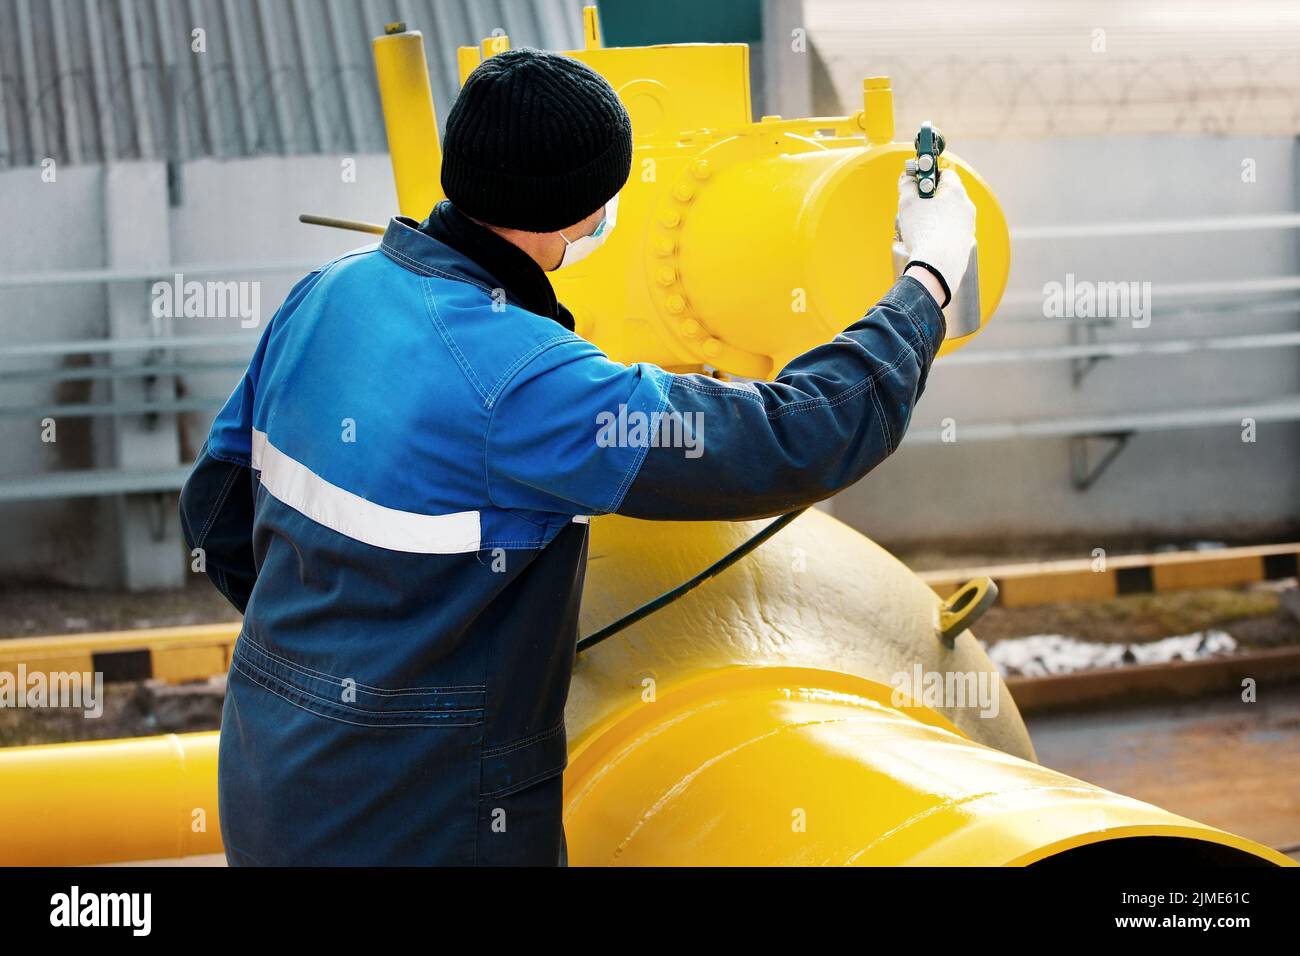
[559,134,1008,378]
[435,41,1011,376]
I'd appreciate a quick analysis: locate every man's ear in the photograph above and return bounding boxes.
[564,205,606,240]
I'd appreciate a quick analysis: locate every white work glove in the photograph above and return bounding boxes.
[896,166,977,309]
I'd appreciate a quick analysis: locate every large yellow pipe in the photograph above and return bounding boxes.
[0,512,1290,866]
[564,664,1292,865]
[567,511,1293,866]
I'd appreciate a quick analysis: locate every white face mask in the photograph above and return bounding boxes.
[555,193,619,270]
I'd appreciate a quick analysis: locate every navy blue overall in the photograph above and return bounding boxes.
[180,202,945,865]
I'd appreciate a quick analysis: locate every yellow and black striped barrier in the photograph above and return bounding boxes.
[921,542,1300,608]
[1,542,1296,688]
[0,623,238,686]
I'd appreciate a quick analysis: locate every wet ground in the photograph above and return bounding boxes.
[1028,682,1300,861]
[973,583,1300,652]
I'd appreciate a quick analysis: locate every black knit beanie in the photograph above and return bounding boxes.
[440,48,633,233]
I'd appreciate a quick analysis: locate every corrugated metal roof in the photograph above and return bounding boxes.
[0,0,584,168]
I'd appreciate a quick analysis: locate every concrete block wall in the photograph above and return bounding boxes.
[833,135,1300,549]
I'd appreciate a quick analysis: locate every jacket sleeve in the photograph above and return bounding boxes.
[180,345,263,613]
[179,441,258,613]
[485,274,945,521]
[177,269,324,611]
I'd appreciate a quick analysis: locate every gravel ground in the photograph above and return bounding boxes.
[0,679,226,747]
[972,582,1300,650]
[0,576,239,639]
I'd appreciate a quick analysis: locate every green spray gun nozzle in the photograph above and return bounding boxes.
[894,119,982,337]
[905,120,944,198]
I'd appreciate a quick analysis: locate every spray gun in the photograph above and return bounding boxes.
[893,121,981,337]
[907,120,943,198]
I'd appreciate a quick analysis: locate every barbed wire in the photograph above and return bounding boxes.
[7,45,1300,170]
[823,52,1300,138]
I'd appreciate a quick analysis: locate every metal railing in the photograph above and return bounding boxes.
[1,212,1297,499]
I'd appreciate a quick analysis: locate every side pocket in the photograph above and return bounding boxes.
[479,719,568,799]
[231,634,485,729]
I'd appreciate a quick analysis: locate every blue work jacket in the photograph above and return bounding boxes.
[179,209,946,866]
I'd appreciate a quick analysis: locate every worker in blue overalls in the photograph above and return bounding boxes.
[180,48,976,865]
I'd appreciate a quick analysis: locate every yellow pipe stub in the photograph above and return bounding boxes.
[372,24,443,219]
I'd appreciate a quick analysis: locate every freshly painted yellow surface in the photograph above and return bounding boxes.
[0,11,1286,869]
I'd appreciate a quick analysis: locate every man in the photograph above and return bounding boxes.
[180,48,975,866]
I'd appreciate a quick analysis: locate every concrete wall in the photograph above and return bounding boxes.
[0,155,396,586]
[0,164,111,586]
[833,135,1300,549]
[0,136,1296,587]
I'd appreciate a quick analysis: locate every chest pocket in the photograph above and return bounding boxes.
[231,634,485,729]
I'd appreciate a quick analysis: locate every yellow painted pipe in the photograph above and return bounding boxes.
[456,46,480,87]
[0,733,220,866]
[567,511,1291,866]
[0,512,1292,866]
[860,76,895,146]
[582,5,602,50]
[372,22,443,219]
[564,664,1293,866]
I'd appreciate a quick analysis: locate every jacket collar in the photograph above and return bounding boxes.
[379,202,574,331]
